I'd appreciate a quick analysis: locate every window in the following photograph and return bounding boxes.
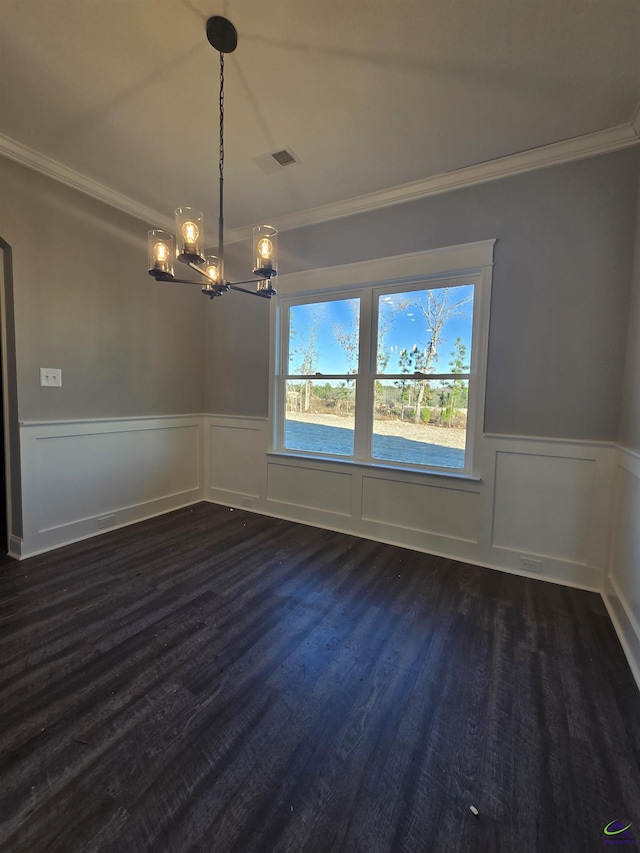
[273,242,494,477]
[285,297,359,457]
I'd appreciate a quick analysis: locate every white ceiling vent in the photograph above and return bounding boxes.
[254,147,301,174]
[271,148,297,166]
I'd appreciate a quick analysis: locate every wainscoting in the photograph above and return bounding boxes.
[16,415,618,589]
[16,413,639,689]
[204,416,614,592]
[18,415,204,558]
[604,445,640,688]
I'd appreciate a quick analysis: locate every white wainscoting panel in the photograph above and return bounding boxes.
[267,461,353,516]
[492,451,596,562]
[19,415,203,557]
[209,426,611,588]
[483,437,614,589]
[604,446,640,690]
[20,411,616,596]
[361,475,480,543]
[205,416,268,508]
[202,423,615,589]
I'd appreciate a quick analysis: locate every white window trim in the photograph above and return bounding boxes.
[269,240,495,479]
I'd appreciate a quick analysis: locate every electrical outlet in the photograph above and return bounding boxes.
[98,514,115,529]
[519,555,542,574]
[40,368,62,387]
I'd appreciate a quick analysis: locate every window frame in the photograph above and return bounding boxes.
[270,241,495,479]
[278,289,363,459]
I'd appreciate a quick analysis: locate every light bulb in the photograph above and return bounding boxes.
[257,237,273,259]
[153,242,169,263]
[205,263,219,282]
[182,221,199,247]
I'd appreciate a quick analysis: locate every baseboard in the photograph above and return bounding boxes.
[603,575,640,692]
[18,491,203,559]
[203,422,611,592]
[7,534,22,560]
[19,414,205,559]
[203,495,601,593]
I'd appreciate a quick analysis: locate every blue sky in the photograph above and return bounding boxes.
[288,284,474,376]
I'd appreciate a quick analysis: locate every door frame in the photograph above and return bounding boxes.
[0,236,22,557]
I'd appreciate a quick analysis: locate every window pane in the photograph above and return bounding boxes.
[285,379,356,456]
[377,285,473,375]
[288,299,360,376]
[372,379,468,468]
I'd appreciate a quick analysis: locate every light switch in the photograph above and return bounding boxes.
[40,368,62,387]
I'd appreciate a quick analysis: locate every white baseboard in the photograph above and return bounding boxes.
[14,414,620,603]
[18,415,204,558]
[202,419,613,592]
[603,575,640,692]
[204,492,602,592]
[20,490,203,559]
[7,534,22,560]
[603,445,640,691]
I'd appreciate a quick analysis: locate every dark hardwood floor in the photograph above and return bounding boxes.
[1,502,639,852]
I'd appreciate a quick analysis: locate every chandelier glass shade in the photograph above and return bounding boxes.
[147,17,278,301]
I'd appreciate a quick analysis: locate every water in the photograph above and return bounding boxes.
[285,420,465,469]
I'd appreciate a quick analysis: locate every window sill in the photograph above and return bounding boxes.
[266,449,482,484]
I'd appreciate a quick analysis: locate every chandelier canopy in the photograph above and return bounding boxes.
[147,17,278,301]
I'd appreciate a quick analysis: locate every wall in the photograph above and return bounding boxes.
[605,164,640,688]
[203,182,636,597]
[205,149,639,438]
[3,143,638,682]
[0,156,205,421]
[199,151,639,600]
[4,147,639,607]
[0,156,207,555]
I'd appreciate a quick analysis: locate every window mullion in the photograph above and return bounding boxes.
[353,290,373,461]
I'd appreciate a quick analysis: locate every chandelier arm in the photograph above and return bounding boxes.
[227,277,272,287]
[228,284,275,299]
[186,261,220,282]
[158,277,212,286]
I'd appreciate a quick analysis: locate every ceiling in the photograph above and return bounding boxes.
[1,0,639,236]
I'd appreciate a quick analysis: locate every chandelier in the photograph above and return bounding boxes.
[147,17,277,300]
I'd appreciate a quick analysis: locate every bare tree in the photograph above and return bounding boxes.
[291,304,324,411]
[410,288,472,423]
[333,299,359,375]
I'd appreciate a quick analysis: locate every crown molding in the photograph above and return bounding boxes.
[235,123,639,241]
[0,133,172,230]
[632,101,640,138]
[2,123,639,243]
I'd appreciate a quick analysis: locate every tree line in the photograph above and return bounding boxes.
[288,287,471,429]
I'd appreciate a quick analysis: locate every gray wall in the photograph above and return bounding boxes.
[1,146,636,437]
[206,148,639,440]
[619,165,640,452]
[0,156,206,422]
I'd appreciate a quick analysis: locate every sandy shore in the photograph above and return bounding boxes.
[286,411,466,449]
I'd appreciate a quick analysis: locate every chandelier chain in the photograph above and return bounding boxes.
[147,18,277,298]
[219,52,224,182]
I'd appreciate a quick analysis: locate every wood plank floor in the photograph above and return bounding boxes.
[1,502,639,852]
